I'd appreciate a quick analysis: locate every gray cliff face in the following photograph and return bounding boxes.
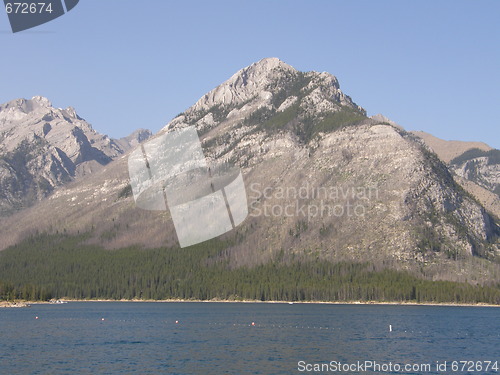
[411,132,500,219]
[0,58,498,283]
[0,96,151,214]
[450,150,500,199]
[168,57,365,136]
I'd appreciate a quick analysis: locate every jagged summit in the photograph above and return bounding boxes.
[0,96,110,155]
[226,57,297,89]
[188,57,298,111]
[0,96,50,122]
[251,57,295,69]
[0,96,85,124]
[30,95,52,107]
[167,57,365,135]
[0,96,151,214]
[0,95,52,111]
[236,57,297,81]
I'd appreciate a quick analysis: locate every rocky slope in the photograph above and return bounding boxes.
[0,58,498,284]
[449,148,500,221]
[449,149,500,198]
[0,96,151,214]
[413,131,500,218]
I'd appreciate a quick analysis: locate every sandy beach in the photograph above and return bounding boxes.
[3,298,495,308]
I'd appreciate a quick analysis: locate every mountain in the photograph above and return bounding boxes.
[114,128,152,151]
[0,96,151,214]
[449,148,500,220]
[411,131,492,163]
[413,131,500,218]
[0,58,499,287]
[449,148,500,198]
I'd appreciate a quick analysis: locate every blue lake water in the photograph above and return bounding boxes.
[0,302,499,374]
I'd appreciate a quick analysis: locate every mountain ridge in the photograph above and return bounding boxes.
[0,58,498,286]
[412,130,493,163]
[0,95,151,214]
[412,131,499,218]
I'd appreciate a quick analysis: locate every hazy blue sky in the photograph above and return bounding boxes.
[1,0,499,148]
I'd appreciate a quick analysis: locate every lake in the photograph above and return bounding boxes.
[0,302,499,374]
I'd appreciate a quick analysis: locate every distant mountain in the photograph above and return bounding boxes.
[114,128,152,151]
[411,131,492,163]
[0,58,498,286]
[0,96,151,214]
[449,148,500,197]
[413,131,499,218]
[449,148,500,220]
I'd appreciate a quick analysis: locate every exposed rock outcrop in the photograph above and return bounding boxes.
[0,96,151,214]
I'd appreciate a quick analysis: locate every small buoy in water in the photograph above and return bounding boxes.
[251,322,255,326]
[35,316,38,320]
[101,318,105,321]
[175,320,179,324]
[389,324,392,332]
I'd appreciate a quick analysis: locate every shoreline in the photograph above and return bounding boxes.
[3,298,498,308]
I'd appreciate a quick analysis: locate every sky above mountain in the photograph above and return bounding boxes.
[0,0,499,148]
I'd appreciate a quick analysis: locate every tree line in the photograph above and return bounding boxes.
[1,234,500,304]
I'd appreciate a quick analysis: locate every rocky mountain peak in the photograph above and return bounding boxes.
[114,129,153,151]
[0,96,151,215]
[31,95,52,107]
[225,57,297,90]
[0,96,53,117]
[251,56,295,69]
[167,57,364,136]
[188,57,297,112]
